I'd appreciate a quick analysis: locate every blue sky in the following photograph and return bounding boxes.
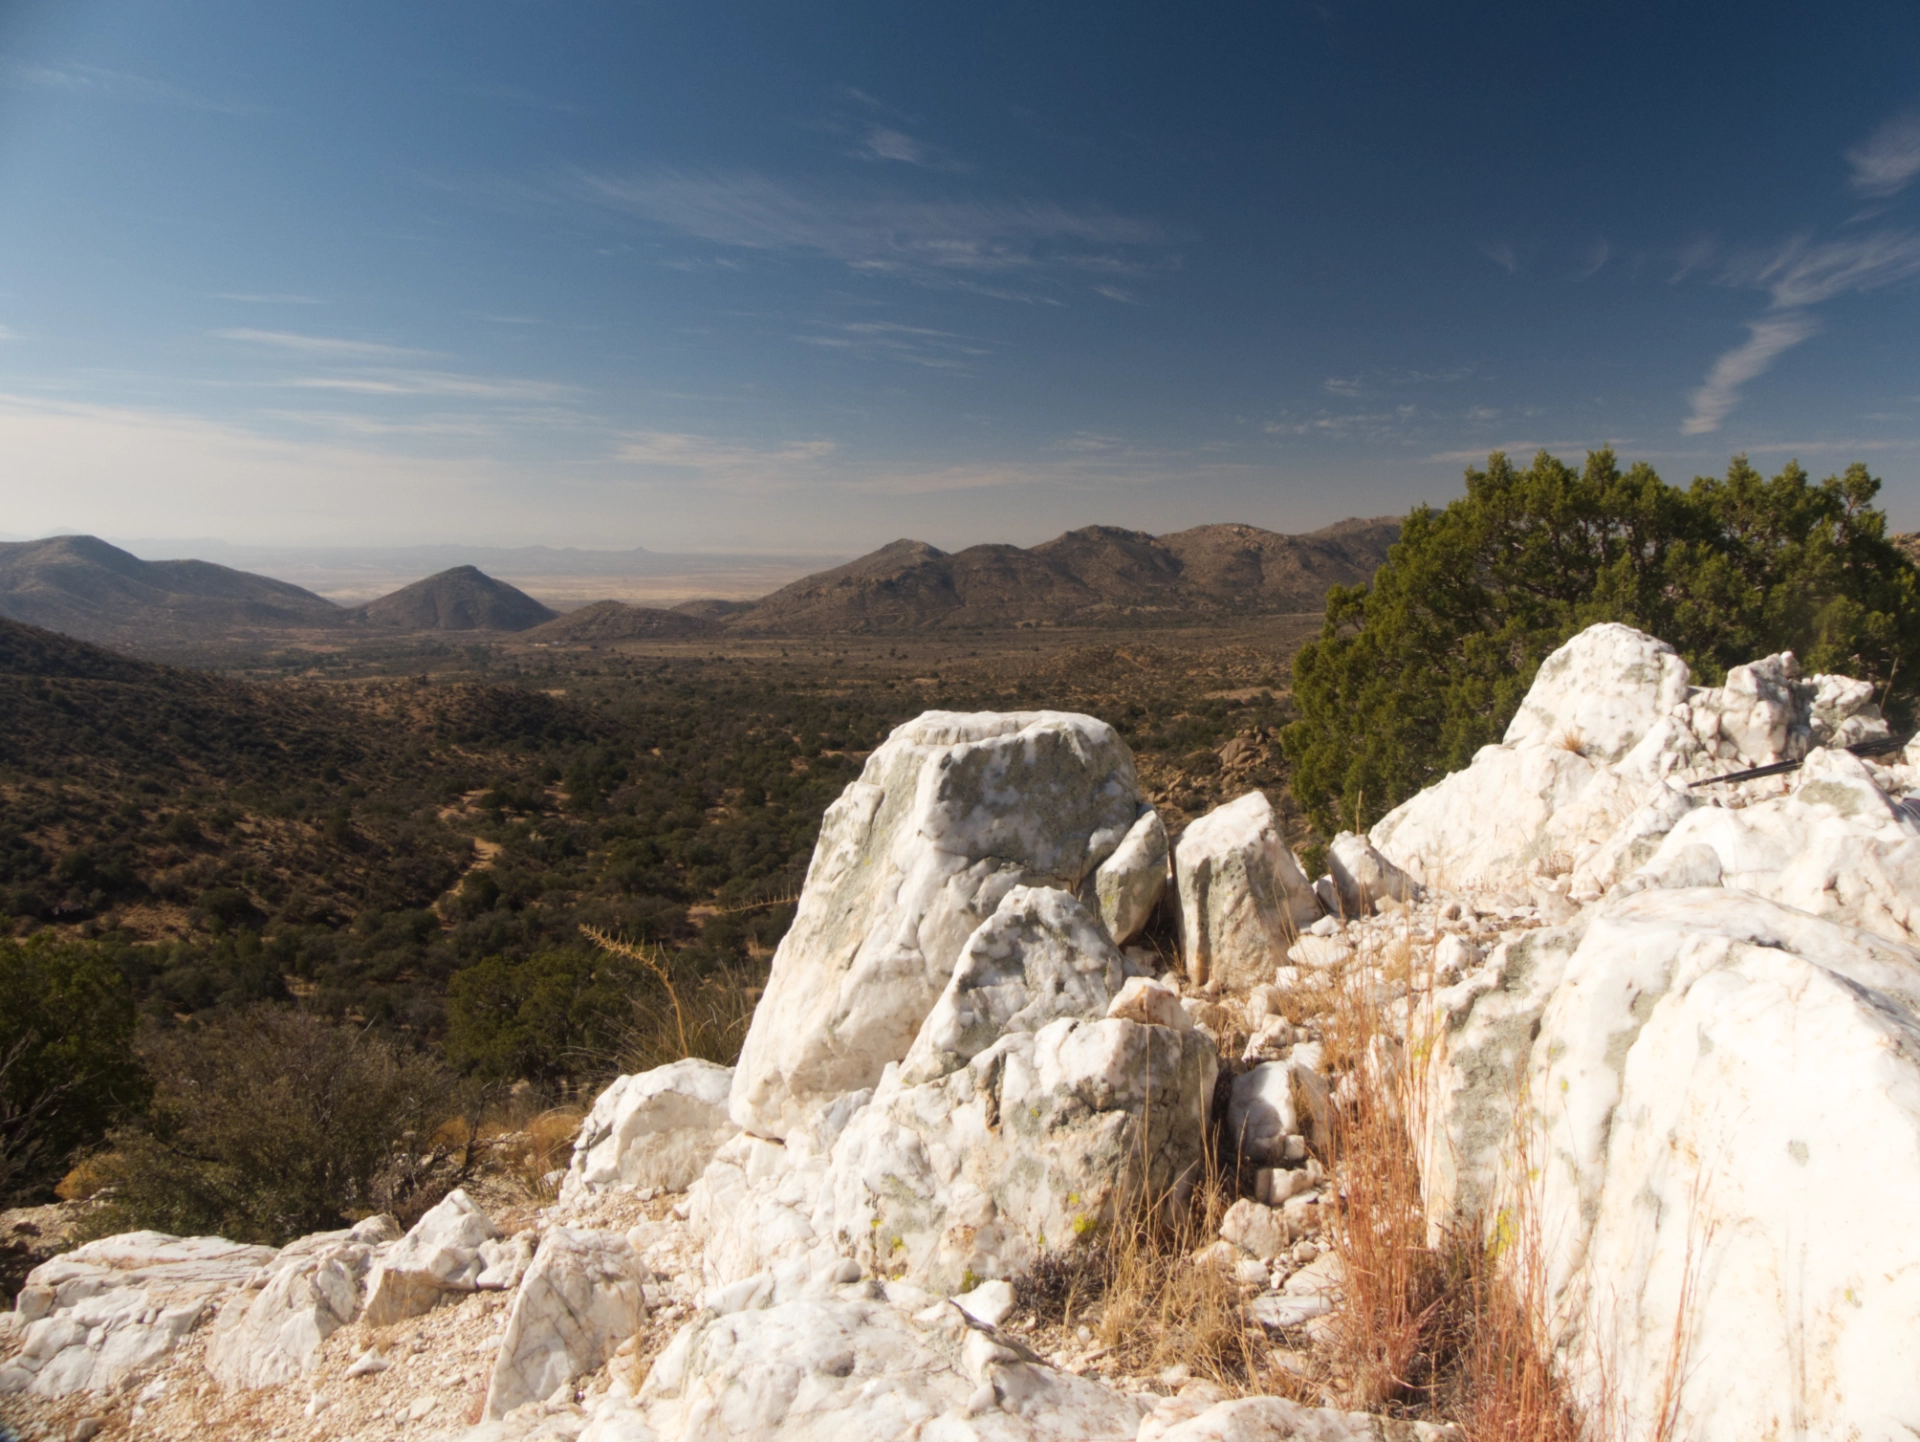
[2,1,1919,550]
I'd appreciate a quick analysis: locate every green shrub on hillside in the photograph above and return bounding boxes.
[98,1006,469,1244]
[0,935,146,1204]
[1284,450,1920,837]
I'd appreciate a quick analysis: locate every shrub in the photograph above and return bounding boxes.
[1285,449,1920,835]
[0,935,147,1204]
[98,1006,470,1244]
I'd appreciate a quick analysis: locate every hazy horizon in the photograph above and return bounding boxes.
[3,1,1919,548]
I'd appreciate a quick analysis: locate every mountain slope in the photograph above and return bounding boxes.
[722,517,1400,632]
[352,566,558,632]
[521,600,723,643]
[0,535,342,647]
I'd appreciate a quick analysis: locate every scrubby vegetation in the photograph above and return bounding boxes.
[1286,450,1920,836]
[91,1007,473,1244]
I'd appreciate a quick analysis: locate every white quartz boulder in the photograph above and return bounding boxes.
[1501,621,1691,762]
[1325,830,1418,917]
[361,1188,498,1327]
[825,1015,1218,1292]
[561,1059,739,1204]
[731,710,1144,1141]
[1623,746,1920,944]
[484,1226,649,1419]
[204,1214,400,1390]
[1369,623,1898,904]
[1083,805,1169,944]
[899,885,1139,1085]
[1174,791,1320,986]
[617,1292,1144,1440]
[1418,886,1920,1439]
[0,1232,275,1396]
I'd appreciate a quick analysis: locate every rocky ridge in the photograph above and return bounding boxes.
[6,623,1920,1440]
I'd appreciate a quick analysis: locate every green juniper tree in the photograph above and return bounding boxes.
[1284,449,1920,839]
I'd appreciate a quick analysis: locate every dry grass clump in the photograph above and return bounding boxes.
[1091,1163,1265,1387]
[1316,919,1591,1438]
[469,1106,587,1202]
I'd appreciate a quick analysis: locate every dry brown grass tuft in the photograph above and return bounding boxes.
[1315,915,1595,1437]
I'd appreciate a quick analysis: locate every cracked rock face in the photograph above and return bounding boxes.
[730,710,1145,1143]
[205,1215,401,1390]
[1420,887,1920,1438]
[484,1226,650,1419]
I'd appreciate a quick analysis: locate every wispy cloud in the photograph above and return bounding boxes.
[288,369,575,402]
[1577,238,1610,279]
[0,325,16,343]
[578,169,1165,290]
[214,293,324,305]
[850,125,969,171]
[1848,109,1920,197]
[216,329,428,359]
[1478,242,1518,275]
[1682,314,1820,435]
[1682,231,1920,432]
[794,319,989,369]
[1091,284,1140,304]
[1749,231,1920,308]
[1323,376,1362,398]
[0,58,248,113]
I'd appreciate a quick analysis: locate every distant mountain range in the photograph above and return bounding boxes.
[726,518,1402,632]
[0,519,1402,651]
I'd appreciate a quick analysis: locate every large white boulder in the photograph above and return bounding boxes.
[361,1188,498,1327]
[1500,621,1692,762]
[1174,791,1320,986]
[0,1232,275,1396]
[731,711,1144,1141]
[204,1214,400,1390]
[561,1059,740,1205]
[1418,886,1920,1439]
[1084,805,1169,945]
[603,1291,1145,1440]
[484,1226,650,1419]
[1325,831,1418,918]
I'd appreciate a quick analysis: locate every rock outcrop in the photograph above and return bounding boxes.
[0,1233,276,1396]
[730,710,1144,1141]
[1392,622,1920,1439]
[361,1189,498,1327]
[1368,622,1914,943]
[12,649,1920,1442]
